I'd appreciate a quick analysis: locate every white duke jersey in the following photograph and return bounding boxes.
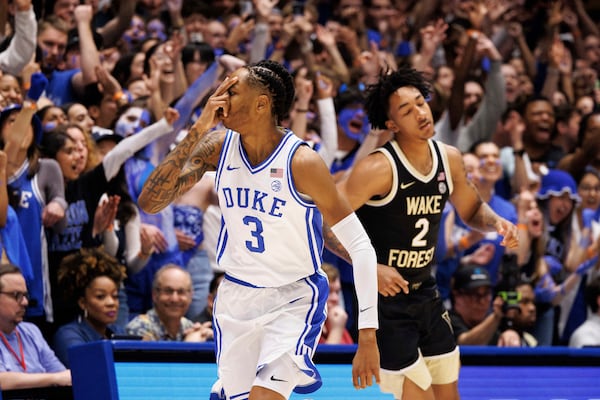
[214,129,324,287]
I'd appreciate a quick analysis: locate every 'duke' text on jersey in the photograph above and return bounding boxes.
[222,187,287,217]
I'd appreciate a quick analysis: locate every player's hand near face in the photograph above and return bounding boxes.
[193,75,239,133]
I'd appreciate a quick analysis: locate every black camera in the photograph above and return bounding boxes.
[497,253,521,313]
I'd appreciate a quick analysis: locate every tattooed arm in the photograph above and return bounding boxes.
[446,144,519,249]
[138,75,240,214]
[138,129,224,214]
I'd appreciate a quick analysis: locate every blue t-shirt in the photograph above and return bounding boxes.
[46,69,80,106]
[0,322,65,373]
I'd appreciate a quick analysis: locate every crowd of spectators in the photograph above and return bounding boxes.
[1,0,600,390]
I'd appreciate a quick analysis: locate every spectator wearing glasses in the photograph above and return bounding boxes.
[449,265,515,346]
[0,264,71,390]
[125,264,211,342]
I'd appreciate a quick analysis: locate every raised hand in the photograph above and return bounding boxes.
[191,75,239,134]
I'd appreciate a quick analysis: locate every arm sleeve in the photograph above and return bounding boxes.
[102,229,119,257]
[330,213,378,330]
[102,118,172,181]
[458,60,506,152]
[0,8,36,76]
[37,159,68,211]
[249,23,269,64]
[316,98,338,168]
[123,208,150,274]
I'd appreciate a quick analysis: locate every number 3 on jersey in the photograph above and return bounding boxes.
[243,215,265,252]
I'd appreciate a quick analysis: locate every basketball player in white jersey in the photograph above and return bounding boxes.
[138,60,380,400]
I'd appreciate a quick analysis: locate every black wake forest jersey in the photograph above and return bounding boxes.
[356,139,453,284]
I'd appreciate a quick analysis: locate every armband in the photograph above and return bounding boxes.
[459,235,470,251]
[331,213,378,330]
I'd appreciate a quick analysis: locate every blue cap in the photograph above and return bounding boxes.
[0,103,43,144]
[536,169,580,202]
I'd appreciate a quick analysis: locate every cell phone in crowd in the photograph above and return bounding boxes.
[292,0,305,17]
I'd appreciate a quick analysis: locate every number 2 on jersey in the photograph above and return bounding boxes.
[412,218,429,247]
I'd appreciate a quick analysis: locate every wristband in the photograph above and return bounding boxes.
[22,100,37,110]
[295,108,309,113]
[513,149,525,157]
[587,247,597,259]
[113,91,130,104]
[274,40,287,50]
[517,223,528,231]
[459,235,470,250]
[467,29,480,39]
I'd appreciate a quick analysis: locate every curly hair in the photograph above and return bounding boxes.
[365,66,431,130]
[57,247,126,302]
[245,60,295,124]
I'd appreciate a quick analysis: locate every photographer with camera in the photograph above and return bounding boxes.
[497,281,538,347]
[449,264,520,346]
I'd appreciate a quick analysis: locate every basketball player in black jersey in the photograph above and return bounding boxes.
[335,67,519,399]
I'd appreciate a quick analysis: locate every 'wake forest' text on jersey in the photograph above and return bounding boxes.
[356,139,453,284]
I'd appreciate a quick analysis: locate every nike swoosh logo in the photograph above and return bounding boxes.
[289,296,304,304]
[226,165,240,171]
[400,182,415,189]
[270,375,287,382]
[359,306,374,313]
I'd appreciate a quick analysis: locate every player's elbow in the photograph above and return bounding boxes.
[137,191,164,215]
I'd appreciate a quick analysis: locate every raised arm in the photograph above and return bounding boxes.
[0,0,36,76]
[101,108,178,181]
[138,75,239,214]
[71,5,102,93]
[447,144,518,248]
